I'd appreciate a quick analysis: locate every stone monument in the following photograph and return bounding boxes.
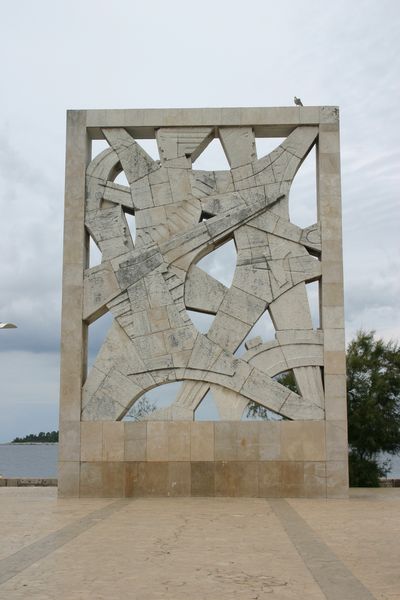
[59,107,348,497]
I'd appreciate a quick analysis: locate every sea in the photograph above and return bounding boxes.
[0,443,400,479]
[0,443,59,478]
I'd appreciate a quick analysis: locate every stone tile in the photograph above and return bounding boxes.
[322,306,345,329]
[80,422,103,462]
[58,462,80,497]
[168,422,190,461]
[147,307,170,333]
[101,462,125,497]
[299,106,320,123]
[321,239,342,258]
[83,264,120,322]
[324,373,347,400]
[168,462,191,496]
[191,462,215,496]
[215,461,258,497]
[281,462,305,497]
[318,174,341,205]
[258,462,282,497]
[102,422,124,461]
[64,262,86,288]
[241,371,294,418]
[236,423,259,460]
[318,186,341,219]
[61,290,85,338]
[219,286,266,326]
[80,462,103,497]
[326,421,348,461]
[281,422,326,461]
[324,351,346,375]
[59,327,86,423]
[124,422,147,461]
[207,312,250,352]
[134,332,167,359]
[304,462,327,498]
[269,283,313,330]
[219,127,256,168]
[258,422,282,460]
[322,260,343,284]
[321,216,342,241]
[325,396,348,421]
[185,266,226,314]
[147,422,168,461]
[321,283,344,307]
[135,462,169,496]
[326,461,349,498]
[214,422,238,460]
[62,220,86,265]
[124,462,138,497]
[59,422,80,462]
[325,398,347,421]
[318,130,340,153]
[190,422,214,461]
[164,327,195,354]
[319,107,340,124]
[324,373,348,421]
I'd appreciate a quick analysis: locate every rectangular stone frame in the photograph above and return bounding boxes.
[59,107,348,498]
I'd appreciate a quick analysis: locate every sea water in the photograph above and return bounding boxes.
[0,443,59,478]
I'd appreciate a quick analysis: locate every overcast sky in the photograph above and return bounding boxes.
[0,0,399,442]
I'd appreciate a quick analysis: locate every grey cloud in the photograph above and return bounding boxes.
[0,351,59,442]
[0,0,399,439]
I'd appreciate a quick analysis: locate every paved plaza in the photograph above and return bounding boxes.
[0,488,399,599]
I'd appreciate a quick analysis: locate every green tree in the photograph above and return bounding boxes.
[12,430,59,443]
[347,331,400,486]
[125,395,156,421]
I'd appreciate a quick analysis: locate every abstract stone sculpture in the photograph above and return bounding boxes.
[59,107,348,498]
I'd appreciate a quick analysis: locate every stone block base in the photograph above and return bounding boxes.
[58,421,348,498]
[75,460,331,498]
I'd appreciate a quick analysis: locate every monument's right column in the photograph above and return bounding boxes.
[318,107,349,497]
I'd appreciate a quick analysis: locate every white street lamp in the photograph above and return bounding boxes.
[0,323,17,329]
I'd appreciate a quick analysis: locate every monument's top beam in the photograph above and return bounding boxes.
[66,106,339,139]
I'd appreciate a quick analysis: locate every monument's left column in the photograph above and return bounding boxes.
[58,111,89,496]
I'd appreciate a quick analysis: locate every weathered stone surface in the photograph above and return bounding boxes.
[60,107,346,498]
[83,262,120,322]
[219,127,256,168]
[184,265,226,314]
[102,128,158,184]
[156,127,214,163]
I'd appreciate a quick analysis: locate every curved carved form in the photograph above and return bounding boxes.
[82,125,324,422]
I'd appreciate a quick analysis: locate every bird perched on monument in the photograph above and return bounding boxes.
[294,96,303,106]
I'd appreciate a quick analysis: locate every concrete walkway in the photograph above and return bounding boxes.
[0,488,399,599]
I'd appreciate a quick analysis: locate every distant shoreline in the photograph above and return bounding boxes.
[0,442,59,446]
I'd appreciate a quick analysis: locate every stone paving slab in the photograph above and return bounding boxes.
[0,488,399,599]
